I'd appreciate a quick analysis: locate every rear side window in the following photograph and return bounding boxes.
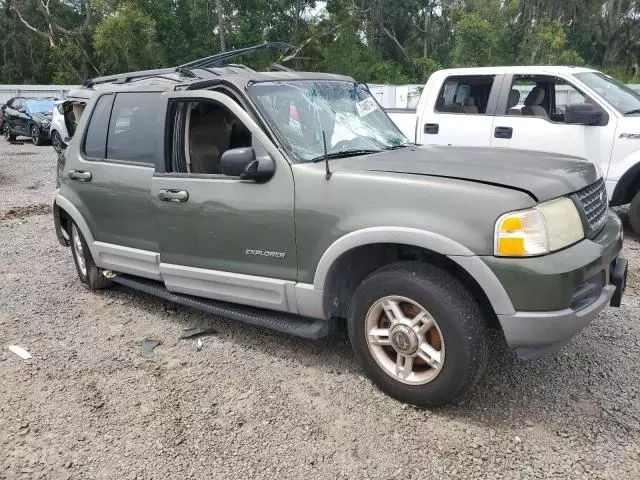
[107,92,160,162]
[83,94,113,159]
[435,75,495,115]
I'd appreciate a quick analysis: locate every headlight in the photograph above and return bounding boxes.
[495,197,584,256]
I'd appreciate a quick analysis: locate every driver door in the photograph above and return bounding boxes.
[152,90,298,311]
[491,74,617,178]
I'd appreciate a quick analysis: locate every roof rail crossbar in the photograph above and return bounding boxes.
[87,67,195,86]
[268,63,295,72]
[180,42,292,69]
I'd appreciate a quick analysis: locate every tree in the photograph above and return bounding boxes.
[93,3,162,75]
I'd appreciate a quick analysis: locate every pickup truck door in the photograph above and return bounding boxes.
[151,91,297,311]
[416,74,502,147]
[490,73,617,180]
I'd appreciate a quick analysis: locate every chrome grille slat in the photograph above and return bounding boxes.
[575,178,607,235]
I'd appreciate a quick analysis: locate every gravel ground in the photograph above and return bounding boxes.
[1,142,640,479]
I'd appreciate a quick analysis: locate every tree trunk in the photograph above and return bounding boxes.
[214,0,226,52]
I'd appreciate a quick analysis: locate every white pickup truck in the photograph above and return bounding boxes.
[386,66,640,234]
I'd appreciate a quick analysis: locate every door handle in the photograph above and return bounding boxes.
[68,170,92,182]
[424,123,439,134]
[158,189,189,203]
[494,126,513,139]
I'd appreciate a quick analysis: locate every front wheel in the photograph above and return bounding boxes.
[628,189,640,237]
[3,122,15,142]
[348,261,488,407]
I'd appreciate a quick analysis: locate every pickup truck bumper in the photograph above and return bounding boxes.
[484,212,626,359]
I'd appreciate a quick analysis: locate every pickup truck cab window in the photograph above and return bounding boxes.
[502,75,595,124]
[248,80,408,163]
[435,75,494,115]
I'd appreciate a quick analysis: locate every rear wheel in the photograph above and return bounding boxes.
[70,223,111,291]
[30,124,43,146]
[3,122,15,142]
[51,130,64,154]
[348,261,488,407]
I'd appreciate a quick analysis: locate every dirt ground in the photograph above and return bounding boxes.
[1,140,639,479]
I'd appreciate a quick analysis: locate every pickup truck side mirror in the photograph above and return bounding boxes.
[220,147,275,182]
[564,103,603,126]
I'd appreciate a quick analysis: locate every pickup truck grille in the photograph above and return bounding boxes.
[575,178,608,236]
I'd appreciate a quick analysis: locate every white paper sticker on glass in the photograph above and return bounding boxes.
[356,97,378,117]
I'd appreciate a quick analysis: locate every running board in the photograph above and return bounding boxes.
[109,273,330,340]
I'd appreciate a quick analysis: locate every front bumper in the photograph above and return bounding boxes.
[486,212,626,359]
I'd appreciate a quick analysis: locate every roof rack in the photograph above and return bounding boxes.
[86,42,293,87]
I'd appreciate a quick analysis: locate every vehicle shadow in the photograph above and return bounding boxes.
[99,282,638,441]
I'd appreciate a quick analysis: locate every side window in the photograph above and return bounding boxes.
[166,99,257,175]
[83,94,114,159]
[504,75,590,122]
[106,92,160,162]
[552,79,588,121]
[435,75,495,114]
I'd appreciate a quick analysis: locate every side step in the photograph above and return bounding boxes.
[110,273,330,340]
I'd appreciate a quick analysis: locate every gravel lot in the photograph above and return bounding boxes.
[1,141,640,479]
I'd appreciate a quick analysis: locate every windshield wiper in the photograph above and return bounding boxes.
[383,143,415,150]
[624,108,640,116]
[310,149,381,162]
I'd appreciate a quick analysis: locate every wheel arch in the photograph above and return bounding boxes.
[54,193,97,257]
[315,227,515,325]
[611,160,640,206]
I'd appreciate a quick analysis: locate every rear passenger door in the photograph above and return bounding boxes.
[417,74,501,147]
[66,91,161,257]
[151,91,297,311]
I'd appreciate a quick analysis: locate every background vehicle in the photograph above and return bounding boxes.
[52,45,626,408]
[386,66,640,236]
[50,89,91,154]
[3,96,56,145]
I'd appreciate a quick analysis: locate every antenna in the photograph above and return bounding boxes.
[322,131,332,181]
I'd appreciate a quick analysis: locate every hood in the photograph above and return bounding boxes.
[329,145,599,201]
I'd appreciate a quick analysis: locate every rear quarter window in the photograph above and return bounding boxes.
[83,94,114,159]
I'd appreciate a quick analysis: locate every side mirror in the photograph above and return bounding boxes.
[220,147,275,182]
[564,103,603,126]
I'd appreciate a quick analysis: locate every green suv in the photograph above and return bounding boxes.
[53,47,628,407]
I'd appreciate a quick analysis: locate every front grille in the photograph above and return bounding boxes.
[575,178,608,236]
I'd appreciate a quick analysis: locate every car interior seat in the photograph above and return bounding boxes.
[506,89,521,115]
[462,96,479,114]
[188,103,231,174]
[522,86,548,118]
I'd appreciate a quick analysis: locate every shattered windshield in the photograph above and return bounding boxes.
[248,80,409,163]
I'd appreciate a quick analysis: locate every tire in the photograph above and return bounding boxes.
[51,130,64,154]
[3,122,15,142]
[70,222,111,291]
[629,190,640,237]
[348,261,488,408]
[30,124,44,146]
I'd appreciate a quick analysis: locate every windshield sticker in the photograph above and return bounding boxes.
[356,97,377,117]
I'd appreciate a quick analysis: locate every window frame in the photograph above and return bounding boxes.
[432,74,502,116]
[159,96,264,179]
[495,73,610,126]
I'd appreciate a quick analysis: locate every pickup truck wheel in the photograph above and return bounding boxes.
[628,190,640,237]
[51,130,63,154]
[70,223,111,290]
[348,261,488,407]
